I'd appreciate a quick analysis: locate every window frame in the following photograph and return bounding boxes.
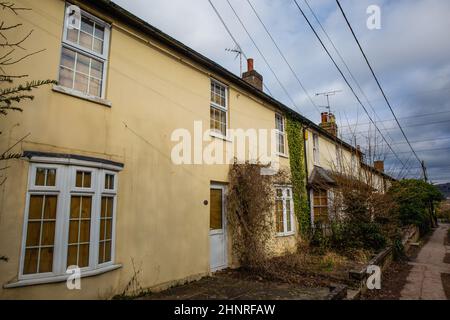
[18,163,118,282]
[275,113,287,156]
[274,186,295,237]
[209,79,229,138]
[58,3,111,99]
[311,188,329,226]
[313,133,320,165]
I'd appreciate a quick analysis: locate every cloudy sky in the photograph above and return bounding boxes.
[114,0,450,183]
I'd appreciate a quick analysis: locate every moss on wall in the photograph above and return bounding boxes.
[286,116,310,236]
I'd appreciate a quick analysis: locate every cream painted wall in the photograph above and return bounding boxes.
[0,0,297,299]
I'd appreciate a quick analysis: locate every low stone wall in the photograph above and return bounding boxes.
[348,225,419,296]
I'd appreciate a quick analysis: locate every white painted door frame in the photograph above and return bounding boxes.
[209,183,228,272]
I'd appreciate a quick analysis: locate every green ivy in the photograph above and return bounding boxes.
[286,116,310,236]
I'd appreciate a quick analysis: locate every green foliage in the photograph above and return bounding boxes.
[311,221,387,252]
[285,116,310,236]
[388,179,444,233]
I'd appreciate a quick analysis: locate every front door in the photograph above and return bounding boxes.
[209,184,227,271]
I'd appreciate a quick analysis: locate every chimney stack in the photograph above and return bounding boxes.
[319,112,338,137]
[242,58,263,91]
[374,160,384,173]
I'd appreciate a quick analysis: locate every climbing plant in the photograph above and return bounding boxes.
[286,116,310,236]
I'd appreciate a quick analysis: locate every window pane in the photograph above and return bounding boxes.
[104,241,111,262]
[61,47,76,69]
[105,174,114,190]
[275,199,283,232]
[23,248,38,274]
[74,72,88,93]
[286,199,291,232]
[46,169,56,186]
[41,221,55,245]
[68,220,79,244]
[83,172,91,188]
[79,220,91,243]
[35,168,46,186]
[93,38,103,54]
[81,196,92,219]
[79,31,93,50]
[43,195,57,219]
[67,245,77,266]
[76,53,90,75]
[210,189,223,230]
[59,67,74,89]
[78,244,89,267]
[89,77,101,97]
[29,195,43,219]
[94,24,105,39]
[70,196,81,218]
[90,59,103,78]
[26,222,40,246]
[39,247,53,273]
[81,17,94,35]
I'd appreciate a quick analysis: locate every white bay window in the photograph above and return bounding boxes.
[19,162,119,283]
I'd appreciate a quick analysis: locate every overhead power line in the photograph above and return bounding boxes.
[225,0,303,114]
[291,0,406,172]
[246,0,321,114]
[303,0,397,150]
[207,0,274,96]
[335,0,423,168]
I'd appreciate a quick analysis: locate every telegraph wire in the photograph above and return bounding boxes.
[291,0,406,172]
[335,0,423,168]
[224,0,303,114]
[246,0,321,114]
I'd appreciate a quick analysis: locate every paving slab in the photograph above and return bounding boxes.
[400,223,450,300]
[139,271,330,300]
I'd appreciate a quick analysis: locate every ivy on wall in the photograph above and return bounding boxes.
[286,116,310,236]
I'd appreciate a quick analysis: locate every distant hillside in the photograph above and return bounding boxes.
[436,183,450,199]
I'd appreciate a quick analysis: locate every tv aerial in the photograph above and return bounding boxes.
[315,90,342,113]
[226,45,243,77]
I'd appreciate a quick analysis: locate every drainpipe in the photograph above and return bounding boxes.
[303,126,311,231]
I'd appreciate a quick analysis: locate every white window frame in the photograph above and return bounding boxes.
[313,133,320,165]
[335,145,342,171]
[59,3,111,99]
[210,79,228,138]
[275,113,287,156]
[275,186,295,236]
[18,162,118,283]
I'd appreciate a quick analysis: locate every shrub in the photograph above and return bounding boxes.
[388,179,444,234]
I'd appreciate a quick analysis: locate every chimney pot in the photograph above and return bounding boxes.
[319,112,338,136]
[242,58,263,91]
[247,58,254,72]
[374,160,385,173]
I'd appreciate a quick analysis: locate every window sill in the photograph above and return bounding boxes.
[209,131,232,142]
[277,153,289,159]
[52,85,112,107]
[275,232,295,238]
[3,264,122,289]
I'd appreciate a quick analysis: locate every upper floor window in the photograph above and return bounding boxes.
[275,113,286,155]
[20,163,118,280]
[58,5,110,99]
[275,187,294,236]
[313,133,320,165]
[210,79,228,136]
[335,145,342,171]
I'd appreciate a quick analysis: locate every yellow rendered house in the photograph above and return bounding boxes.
[0,0,393,299]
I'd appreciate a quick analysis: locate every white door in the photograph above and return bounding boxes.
[209,184,227,272]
